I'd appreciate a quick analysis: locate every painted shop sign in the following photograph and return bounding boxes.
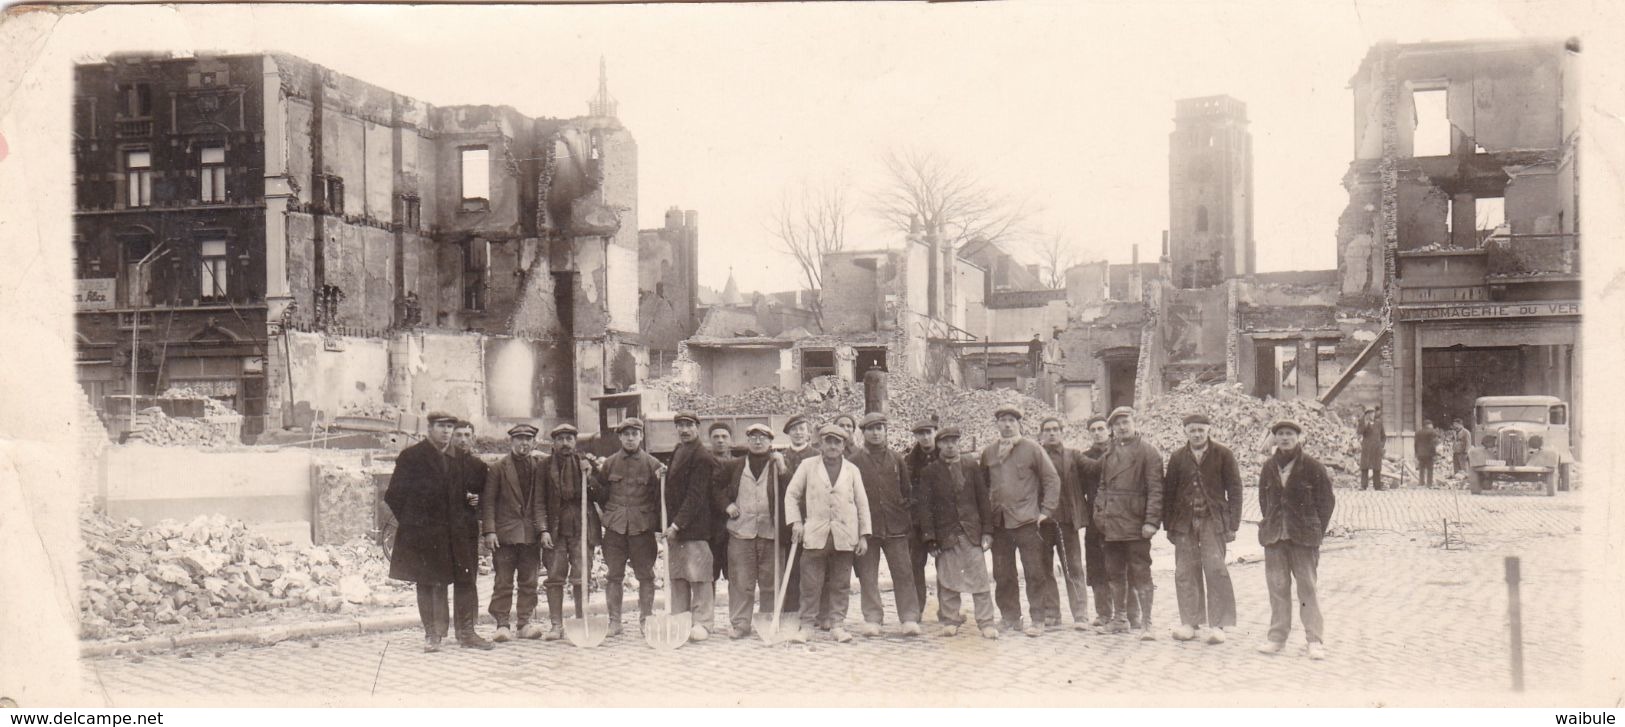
[75,279,117,310]
[1397,300,1580,321]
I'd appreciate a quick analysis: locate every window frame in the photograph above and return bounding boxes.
[459,146,491,210]
[198,238,229,302]
[199,144,227,203]
[125,149,153,208]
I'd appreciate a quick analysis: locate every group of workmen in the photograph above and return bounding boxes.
[384,402,1335,660]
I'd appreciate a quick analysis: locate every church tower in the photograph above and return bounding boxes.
[1168,95,1254,288]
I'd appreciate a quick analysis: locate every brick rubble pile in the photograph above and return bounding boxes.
[133,407,238,447]
[1137,380,1361,484]
[79,512,404,640]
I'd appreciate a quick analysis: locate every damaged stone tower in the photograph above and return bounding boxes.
[1168,95,1255,288]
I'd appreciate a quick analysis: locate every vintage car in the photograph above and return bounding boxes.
[1465,395,1574,496]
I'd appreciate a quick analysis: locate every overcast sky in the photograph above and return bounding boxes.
[50,2,1566,292]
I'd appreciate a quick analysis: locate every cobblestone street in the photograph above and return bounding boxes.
[78,489,1585,705]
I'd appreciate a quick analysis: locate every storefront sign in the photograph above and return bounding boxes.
[1397,300,1580,321]
[75,279,116,310]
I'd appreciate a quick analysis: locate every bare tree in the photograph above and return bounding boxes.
[765,177,851,323]
[1028,229,1080,289]
[871,147,1034,248]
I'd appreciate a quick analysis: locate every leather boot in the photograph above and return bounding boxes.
[1135,585,1155,637]
[605,579,624,626]
[1091,586,1111,626]
[546,585,565,627]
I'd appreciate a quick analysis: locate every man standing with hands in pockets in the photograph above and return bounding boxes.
[784,424,871,644]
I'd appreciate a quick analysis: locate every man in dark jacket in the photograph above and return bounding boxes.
[1079,415,1125,628]
[848,413,924,637]
[920,427,998,639]
[384,412,493,652]
[1414,419,1439,489]
[708,421,736,583]
[1037,417,1095,630]
[539,423,601,641]
[1449,418,1470,475]
[481,423,550,642]
[1163,414,1242,645]
[980,405,1060,637]
[1093,406,1164,640]
[589,418,665,637]
[666,411,720,642]
[1256,419,1336,661]
[1358,408,1385,491]
[903,418,938,615]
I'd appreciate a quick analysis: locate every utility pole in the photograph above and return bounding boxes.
[128,245,167,435]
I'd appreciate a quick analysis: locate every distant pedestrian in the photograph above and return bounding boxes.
[1037,417,1094,630]
[921,427,998,639]
[903,418,939,615]
[719,423,788,639]
[1256,420,1336,661]
[539,423,601,641]
[1450,418,1470,475]
[1414,419,1439,488]
[589,418,665,637]
[1162,414,1242,645]
[1079,415,1129,628]
[979,405,1060,637]
[708,421,735,583]
[785,424,872,644]
[1358,408,1385,491]
[384,412,492,652]
[848,413,924,637]
[1092,406,1164,640]
[481,423,549,642]
[664,411,721,642]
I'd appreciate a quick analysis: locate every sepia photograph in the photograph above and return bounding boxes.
[0,0,1622,713]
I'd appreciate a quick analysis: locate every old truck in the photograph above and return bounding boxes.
[578,390,795,462]
[1465,395,1574,496]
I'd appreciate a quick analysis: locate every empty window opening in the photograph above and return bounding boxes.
[1475,196,1505,238]
[463,239,489,312]
[325,176,345,215]
[855,348,887,381]
[801,349,836,383]
[401,195,421,229]
[126,150,152,207]
[460,147,490,202]
[199,239,228,301]
[1196,205,1209,233]
[200,145,226,203]
[1316,344,1341,399]
[1412,88,1452,157]
[119,83,152,117]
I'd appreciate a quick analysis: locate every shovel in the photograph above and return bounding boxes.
[752,459,794,639]
[758,538,802,645]
[644,470,691,650]
[564,463,608,648]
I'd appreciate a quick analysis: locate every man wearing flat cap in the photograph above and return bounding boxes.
[980,404,1060,637]
[1092,406,1164,640]
[706,421,737,585]
[539,422,601,640]
[385,411,492,651]
[1256,419,1335,660]
[481,423,550,641]
[849,412,925,637]
[665,411,721,641]
[1080,414,1124,627]
[1037,416,1098,631]
[784,424,872,643]
[920,427,998,638]
[777,413,817,614]
[718,423,790,638]
[1162,413,1242,644]
[589,418,666,636]
[902,417,939,615]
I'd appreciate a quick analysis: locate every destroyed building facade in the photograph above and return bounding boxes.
[74,52,653,439]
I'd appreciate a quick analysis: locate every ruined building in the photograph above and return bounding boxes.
[73,52,651,438]
[1169,95,1255,288]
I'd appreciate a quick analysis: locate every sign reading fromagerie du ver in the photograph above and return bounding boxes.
[75,279,116,310]
[1396,300,1581,321]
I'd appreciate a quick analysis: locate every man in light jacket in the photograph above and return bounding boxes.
[785,424,871,644]
[1162,414,1242,644]
[1093,406,1164,640]
[481,423,550,642]
[979,404,1060,637]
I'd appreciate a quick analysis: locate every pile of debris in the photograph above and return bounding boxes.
[159,387,236,417]
[643,373,1069,451]
[79,511,404,640]
[339,401,403,420]
[1137,381,1361,483]
[132,407,238,447]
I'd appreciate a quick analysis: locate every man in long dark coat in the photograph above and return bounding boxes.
[903,418,938,617]
[385,412,494,652]
[666,411,720,641]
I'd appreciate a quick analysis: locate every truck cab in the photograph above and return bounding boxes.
[1466,395,1574,495]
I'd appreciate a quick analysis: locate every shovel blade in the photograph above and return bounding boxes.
[642,613,692,651]
[563,616,609,649]
[754,612,802,645]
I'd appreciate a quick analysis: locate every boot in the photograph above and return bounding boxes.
[545,585,565,640]
[1090,586,1111,628]
[1135,586,1155,641]
[606,580,624,627]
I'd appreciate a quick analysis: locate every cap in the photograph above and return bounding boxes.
[832,413,857,427]
[1269,419,1303,435]
[817,424,850,442]
[859,412,888,429]
[744,423,773,438]
[673,411,701,426]
[614,418,644,433]
[911,418,937,434]
[549,423,579,438]
[1108,406,1135,424]
[1085,415,1108,428]
[426,411,458,425]
[453,420,474,430]
[708,421,733,435]
[993,404,1023,421]
[934,426,963,443]
[1182,414,1212,427]
[506,423,539,438]
[1039,416,1064,430]
[783,414,811,434]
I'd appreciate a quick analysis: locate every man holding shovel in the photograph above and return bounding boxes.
[590,418,665,638]
[719,423,789,639]
[540,423,601,641]
[664,411,721,642]
[785,424,871,644]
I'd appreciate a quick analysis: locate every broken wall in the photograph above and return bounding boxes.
[104,445,316,527]
[694,348,783,396]
[821,251,896,334]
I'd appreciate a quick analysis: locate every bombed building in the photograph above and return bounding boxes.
[73,52,658,439]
